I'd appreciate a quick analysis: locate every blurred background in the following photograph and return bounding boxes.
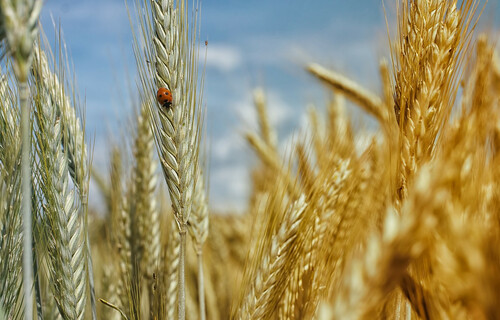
[39,0,500,213]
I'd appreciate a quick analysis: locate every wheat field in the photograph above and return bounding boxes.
[1,0,500,319]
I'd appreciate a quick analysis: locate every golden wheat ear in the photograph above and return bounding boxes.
[393,0,480,202]
[307,63,386,124]
[235,195,308,320]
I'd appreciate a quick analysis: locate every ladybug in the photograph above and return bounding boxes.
[157,87,173,108]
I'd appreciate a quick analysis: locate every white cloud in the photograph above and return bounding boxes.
[209,165,250,213]
[42,1,128,33]
[235,89,293,132]
[205,44,242,72]
[212,132,246,161]
[277,108,310,152]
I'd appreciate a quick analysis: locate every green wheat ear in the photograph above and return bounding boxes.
[131,0,206,319]
[32,47,88,320]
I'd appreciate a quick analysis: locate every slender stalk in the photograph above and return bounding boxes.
[0,1,41,317]
[178,229,186,320]
[20,81,33,320]
[83,201,97,320]
[197,251,206,320]
[32,235,42,319]
[163,219,180,319]
[188,167,208,319]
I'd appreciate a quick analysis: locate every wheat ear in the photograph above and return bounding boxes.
[237,195,307,320]
[101,266,123,320]
[187,167,208,320]
[253,87,277,152]
[131,103,160,307]
[331,167,437,320]
[33,43,96,319]
[133,1,204,317]
[32,42,89,197]
[296,143,316,194]
[246,132,300,198]
[307,105,327,168]
[307,63,386,124]
[109,147,124,244]
[33,50,87,319]
[188,168,208,253]
[308,159,352,303]
[394,0,478,202]
[144,0,202,228]
[0,1,41,317]
[163,219,181,320]
[325,94,354,158]
[118,193,133,315]
[106,147,132,316]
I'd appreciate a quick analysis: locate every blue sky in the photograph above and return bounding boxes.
[39,0,500,212]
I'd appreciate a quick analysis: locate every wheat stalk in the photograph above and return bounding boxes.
[101,266,123,320]
[188,167,208,320]
[0,66,24,319]
[0,2,41,318]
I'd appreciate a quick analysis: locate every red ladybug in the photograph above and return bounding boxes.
[157,87,173,108]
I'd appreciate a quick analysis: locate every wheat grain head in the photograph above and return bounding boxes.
[133,0,204,230]
[33,49,87,320]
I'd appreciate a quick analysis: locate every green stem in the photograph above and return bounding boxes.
[32,235,42,319]
[178,228,186,320]
[83,198,97,320]
[197,251,206,320]
[86,234,97,320]
[20,81,33,320]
